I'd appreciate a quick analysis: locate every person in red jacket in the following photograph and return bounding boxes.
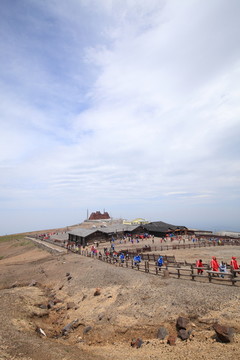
[230,256,239,277]
[210,256,219,273]
[196,259,203,274]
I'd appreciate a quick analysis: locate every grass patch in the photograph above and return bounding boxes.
[12,239,36,248]
[0,256,4,260]
[0,234,26,243]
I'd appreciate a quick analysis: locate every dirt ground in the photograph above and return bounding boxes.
[0,238,240,360]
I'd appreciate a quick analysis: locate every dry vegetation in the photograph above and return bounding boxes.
[0,235,240,360]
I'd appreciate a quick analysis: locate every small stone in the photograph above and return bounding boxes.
[67,276,72,281]
[213,323,234,343]
[47,300,55,309]
[66,273,70,277]
[36,327,46,337]
[167,335,176,346]
[94,288,101,296]
[83,326,92,334]
[38,304,48,309]
[31,309,49,318]
[98,313,104,321]
[29,280,37,287]
[157,327,168,340]
[53,298,62,305]
[131,338,144,348]
[62,319,80,336]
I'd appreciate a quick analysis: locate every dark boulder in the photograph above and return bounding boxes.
[157,326,168,340]
[178,329,190,341]
[176,316,189,330]
[213,323,234,343]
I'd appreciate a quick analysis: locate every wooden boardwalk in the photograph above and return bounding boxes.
[79,249,240,287]
[28,236,240,287]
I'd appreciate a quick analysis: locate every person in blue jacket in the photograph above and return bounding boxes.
[157,256,164,269]
[133,255,141,266]
[119,253,125,263]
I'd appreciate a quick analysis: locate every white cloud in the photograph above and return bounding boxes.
[0,0,240,234]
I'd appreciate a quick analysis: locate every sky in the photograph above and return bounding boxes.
[0,0,240,235]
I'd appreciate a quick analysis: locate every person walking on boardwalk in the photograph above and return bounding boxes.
[230,256,239,277]
[157,255,164,270]
[219,261,227,278]
[210,256,219,275]
[196,259,203,274]
[119,253,125,264]
[133,255,141,266]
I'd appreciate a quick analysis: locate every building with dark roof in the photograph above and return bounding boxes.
[68,229,108,247]
[143,221,188,237]
[68,224,144,246]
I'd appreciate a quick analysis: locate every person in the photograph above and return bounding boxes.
[196,259,203,275]
[119,253,125,263]
[219,261,227,278]
[210,256,219,275]
[113,251,118,263]
[157,256,164,270]
[133,255,141,266]
[230,256,239,277]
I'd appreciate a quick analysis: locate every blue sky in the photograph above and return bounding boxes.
[0,0,240,235]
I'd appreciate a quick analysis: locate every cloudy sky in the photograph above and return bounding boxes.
[0,0,240,235]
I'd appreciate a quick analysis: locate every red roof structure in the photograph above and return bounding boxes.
[88,211,110,220]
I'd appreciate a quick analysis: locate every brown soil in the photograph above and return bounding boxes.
[0,238,239,360]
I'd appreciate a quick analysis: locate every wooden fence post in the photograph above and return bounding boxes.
[207,266,212,282]
[177,268,180,278]
[191,264,195,280]
[231,267,236,286]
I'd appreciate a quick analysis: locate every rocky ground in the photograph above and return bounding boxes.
[0,238,239,360]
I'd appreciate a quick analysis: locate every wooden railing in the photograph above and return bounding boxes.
[30,236,240,286]
[78,249,240,286]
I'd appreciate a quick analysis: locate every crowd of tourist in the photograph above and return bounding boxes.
[195,256,240,277]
